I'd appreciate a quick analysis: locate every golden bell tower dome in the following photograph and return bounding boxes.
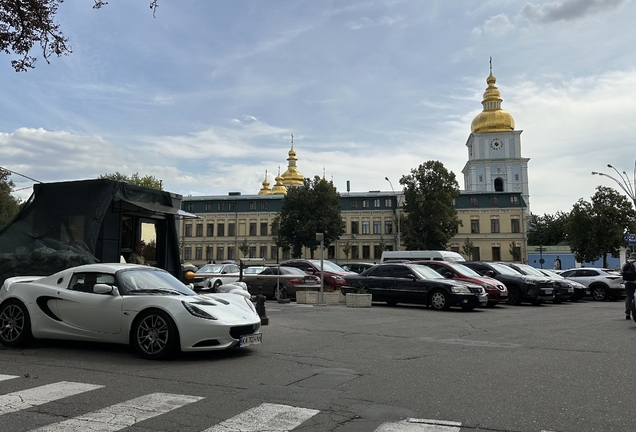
[470,65,515,133]
[271,167,287,195]
[258,170,272,195]
[281,134,304,186]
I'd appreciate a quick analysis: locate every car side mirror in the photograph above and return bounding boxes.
[485,270,495,277]
[443,273,453,279]
[93,283,114,295]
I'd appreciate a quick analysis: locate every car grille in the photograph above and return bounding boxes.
[230,325,258,339]
[469,286,485,294]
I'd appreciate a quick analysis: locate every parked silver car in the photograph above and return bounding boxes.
[559,268,625,301]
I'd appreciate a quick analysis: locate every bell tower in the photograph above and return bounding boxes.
[462,61,530,211]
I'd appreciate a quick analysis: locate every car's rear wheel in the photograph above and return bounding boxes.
[132,310,180,360]
[0,300,33,347]
[507,287,522,305]
[429,290,450,311]
[212,280,223,292]
[590,285,608,301]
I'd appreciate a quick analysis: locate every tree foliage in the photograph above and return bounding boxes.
[0,168,21,229]
[100,172,162,190]
[1,0,159,72]
[272,176,345,259]
[399,161,460,250]
[565,186,636,267]
[527,211,570,246]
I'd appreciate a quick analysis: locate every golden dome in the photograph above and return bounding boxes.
[281,144,304,186]
[258,171,272,195]
[271,167,287,195]
[471,72,515,133]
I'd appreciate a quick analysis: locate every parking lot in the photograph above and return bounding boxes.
[0,297,635,432]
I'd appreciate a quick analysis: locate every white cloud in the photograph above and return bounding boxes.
[519,0,628,24]
[473,13,514,36]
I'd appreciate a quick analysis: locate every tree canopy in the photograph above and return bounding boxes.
[272,176,345,259]
[100,172,162,190]
[0,168,21,229]
[1,0,158,72]
[399,160,460,250]
[565,186,636,267]
[527,211,570,246]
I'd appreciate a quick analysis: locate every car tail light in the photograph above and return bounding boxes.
[288,278,302,285]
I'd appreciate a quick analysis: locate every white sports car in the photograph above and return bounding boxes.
[0,263,262,359]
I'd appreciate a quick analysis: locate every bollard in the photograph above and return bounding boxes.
[254,289,269,325]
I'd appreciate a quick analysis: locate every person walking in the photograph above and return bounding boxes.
[622,252,636,319]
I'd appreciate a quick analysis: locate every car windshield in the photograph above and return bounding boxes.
[409,264,445,279]
[450,263,482,277]
[196,264,223,274]
[541,269,564,280]
[119,269,196,296]
[244,266,266,274]
[490,263,524,276]
[310,260,347,273]
[515,264,545,277]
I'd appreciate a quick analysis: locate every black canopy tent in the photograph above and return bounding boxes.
[0,179,194,285]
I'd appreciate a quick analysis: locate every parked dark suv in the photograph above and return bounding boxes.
[500,262,572,303]
[279,259,354,289]
[463,262,554,305]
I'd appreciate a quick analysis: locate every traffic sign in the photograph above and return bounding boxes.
[625,233,636,245]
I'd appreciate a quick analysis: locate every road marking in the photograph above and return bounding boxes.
[0,374,19,382]
[376,418,462,431]
[0,381,103,416]
[32,392,203,432]
[203,402,320,431]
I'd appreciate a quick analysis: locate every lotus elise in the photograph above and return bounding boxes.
[0,263,262,359]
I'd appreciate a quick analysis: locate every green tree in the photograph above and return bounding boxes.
[527,212,570,246]
[238,238,250,258]
[272,176,345,259]
[341,241,351,260]
[566,186,636,267]
[461,238,474,260]
[509,242,522,262]
[399,161,460,250]
[1,0,159,72]
[0,168,21,229]
[100,172,162,190]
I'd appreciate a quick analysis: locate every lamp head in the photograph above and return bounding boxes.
[385,177,389,181]
[591,172,598,175]
[607,164,613,168]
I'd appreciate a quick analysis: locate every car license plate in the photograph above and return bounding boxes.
[239,333,262,347]
[479,295,488,303]
[585,290,590,295]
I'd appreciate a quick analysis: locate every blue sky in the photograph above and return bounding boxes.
[1,0,635,215]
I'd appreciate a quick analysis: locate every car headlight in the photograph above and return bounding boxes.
[182,301,218,320]
[332,275,344,282]
[451,285,472,294]
[524,278,537,285]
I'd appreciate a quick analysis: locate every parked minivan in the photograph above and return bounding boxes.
[380,250,465,263]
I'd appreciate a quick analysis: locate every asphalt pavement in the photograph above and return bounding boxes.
[0,297,635,432]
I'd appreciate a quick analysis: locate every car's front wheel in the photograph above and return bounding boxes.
[429,290,450,311]
[590,285,608,301]
[132,310,180,360]
[0,300,33,347]
[507,287,522,305]
[212,280,223,292]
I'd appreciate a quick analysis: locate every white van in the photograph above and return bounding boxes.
[380,250,465,263]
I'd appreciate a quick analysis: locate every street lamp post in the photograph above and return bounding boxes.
[385,177,401,251]
[591,162,636,208]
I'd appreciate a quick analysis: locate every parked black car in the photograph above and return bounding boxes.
[462,262,554,305]
[342,263,488,311]
[500,262,572,303]
[539,269,589,301]
[340,262,375,274]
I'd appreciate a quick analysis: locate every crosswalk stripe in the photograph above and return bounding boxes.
[0,381,103,416]
[375,418,462,432]
[0,374,19,382]
[32,392,203,432]
[202,402,320,432]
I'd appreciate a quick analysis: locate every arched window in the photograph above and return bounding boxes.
[494,177,504,192]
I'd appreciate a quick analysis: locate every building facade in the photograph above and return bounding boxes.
[179,68,529,266]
